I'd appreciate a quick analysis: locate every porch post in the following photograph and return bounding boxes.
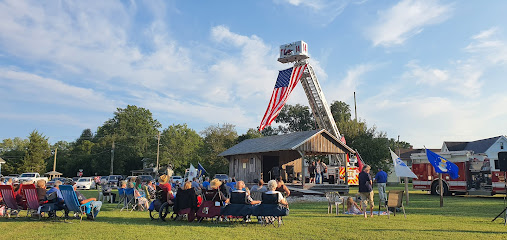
[298,150,306,188]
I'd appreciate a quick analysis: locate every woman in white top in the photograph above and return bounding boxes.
[265,180,288,206]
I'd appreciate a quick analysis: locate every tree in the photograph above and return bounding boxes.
[237,128,263,143]
[200,124,238,175]
[330,100,352,123]
[94,105,161,175]
[20,130,51,173]
[159,124,203,174]
[275,104,316,133]
[0,137,29,175]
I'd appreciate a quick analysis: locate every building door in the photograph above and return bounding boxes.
[262,155,279,182]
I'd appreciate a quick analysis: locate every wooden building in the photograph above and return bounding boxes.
[218,129,355,184]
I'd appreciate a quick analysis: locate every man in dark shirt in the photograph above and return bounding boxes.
[374,167,388,205]
[358,165,374,218]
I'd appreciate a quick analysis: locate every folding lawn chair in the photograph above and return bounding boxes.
[197,190,225,223]
[121,188,136,212]
[59,185,93,222]
[254,192,289,227]
[21,184,41,219]
[385,190,406,219]
[220,192,253,223]
[0,185,24,218]
[117,188,126,209]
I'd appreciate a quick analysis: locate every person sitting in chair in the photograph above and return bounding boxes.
[204,179,229,203]
[67,179,102,220]
[275,177,291,197]
[232,181,260,205]
[36,179,47,204]
[265,180,288,206]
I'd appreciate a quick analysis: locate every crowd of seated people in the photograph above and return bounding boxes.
[0,177,101,220]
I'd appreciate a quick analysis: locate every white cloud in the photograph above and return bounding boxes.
[368,0,453,47]
[465,27,507,65]
[325,63,377,103]
[274,0,356,25]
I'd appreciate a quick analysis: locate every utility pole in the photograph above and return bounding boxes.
[156,131,160,176]
[354,91,357,121]
[110,140,115,175]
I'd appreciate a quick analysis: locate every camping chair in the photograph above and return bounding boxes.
[386,190,406,219]
[59,185,93,222]
[0,185,23,218]
[121,188,136,212]
[325,192,344,215]
[254,192,289,227]
[220,192,254,223]
[173,188,198,222]
[21,184,40,219]
[197,190,225,223]
[116,188,126,208]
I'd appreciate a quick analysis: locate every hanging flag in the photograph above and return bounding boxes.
[259,65,307,131]
[356,151,365,172]
[340,135,346,144]
[390,148,417,179]
[187,163,197,180]
[426,149,459,179]
[197,162,207,177]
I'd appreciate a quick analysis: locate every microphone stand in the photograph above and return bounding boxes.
[492,171,507,225]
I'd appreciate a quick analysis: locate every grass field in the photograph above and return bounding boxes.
[1,184,506,240]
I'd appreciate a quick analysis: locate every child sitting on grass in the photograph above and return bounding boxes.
[346,197,362,214]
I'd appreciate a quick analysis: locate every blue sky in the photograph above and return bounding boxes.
[1,0,506,148]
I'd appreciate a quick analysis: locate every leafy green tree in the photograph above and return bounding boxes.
[0,137,29,174]
[237,128,263,143]
[46,141,72,174]
[275,104,315,133]
[200,124,238,175]
[20,130,51,173]
[330,100,352,123]
[159,124,203,174]
[94,105,161,175]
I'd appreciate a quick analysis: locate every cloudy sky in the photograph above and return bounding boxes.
[1,0,506,148]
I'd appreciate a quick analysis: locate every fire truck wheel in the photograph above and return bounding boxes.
[431,181,449,196]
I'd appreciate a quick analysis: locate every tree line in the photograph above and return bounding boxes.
[0,102,411,177]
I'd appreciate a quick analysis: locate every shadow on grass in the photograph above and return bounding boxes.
[364,228,506,235]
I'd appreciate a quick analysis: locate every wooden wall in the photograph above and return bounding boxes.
[227,153,262,183]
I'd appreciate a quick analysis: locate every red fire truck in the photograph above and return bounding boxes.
[411,150,506,195]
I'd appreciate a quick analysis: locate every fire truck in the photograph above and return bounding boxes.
[278,41,360,186]
[411,150,506,195]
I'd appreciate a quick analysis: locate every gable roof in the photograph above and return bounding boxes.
[443,136,502,154]
[218,129,354,157]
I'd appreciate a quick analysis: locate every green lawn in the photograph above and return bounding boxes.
[1,185,506,239]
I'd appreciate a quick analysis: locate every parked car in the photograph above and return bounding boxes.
[170,176,183,184]
[108,175,123,188]
[46,177,68,188]
[76,177,95,190]
[8,174,19,182]
[126,176,136,183]
[137,175,154,183]
[214,174,229,182]
[18,172,48,183]
[3,176,18,184]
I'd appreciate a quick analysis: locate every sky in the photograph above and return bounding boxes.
[1,0,507,148]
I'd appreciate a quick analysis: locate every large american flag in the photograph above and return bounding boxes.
[259,64,307,131]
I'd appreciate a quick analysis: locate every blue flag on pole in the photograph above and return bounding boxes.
[197,162,207,177]
[425,149,459,179]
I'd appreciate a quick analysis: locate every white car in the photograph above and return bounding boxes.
[76,177,95,190]
[170,176,183,184]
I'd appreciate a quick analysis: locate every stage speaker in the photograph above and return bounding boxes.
[498,152,507,171]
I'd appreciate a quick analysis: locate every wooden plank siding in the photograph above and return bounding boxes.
[294,133,347,155]
[224,131,353,183]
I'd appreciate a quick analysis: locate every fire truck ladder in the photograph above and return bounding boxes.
[295,60,341,138]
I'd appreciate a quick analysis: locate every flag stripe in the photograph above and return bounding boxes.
[259,64,307,131]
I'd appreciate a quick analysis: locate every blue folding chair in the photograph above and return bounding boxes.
[59,185,93,222]
[121,188,135,212]
[117,188,126,209]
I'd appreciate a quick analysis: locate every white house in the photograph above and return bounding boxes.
[442,135,507,171]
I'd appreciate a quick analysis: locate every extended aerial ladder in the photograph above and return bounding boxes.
[278,41,358,185]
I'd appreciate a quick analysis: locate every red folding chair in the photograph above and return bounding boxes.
[0,185,23,218]
[21,184,41,219]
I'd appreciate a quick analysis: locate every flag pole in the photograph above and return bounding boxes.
[439,173,443,207]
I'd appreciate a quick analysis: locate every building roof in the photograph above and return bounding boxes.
[0,157,5,164]
[443,136,503,154]
[218,129,355,157]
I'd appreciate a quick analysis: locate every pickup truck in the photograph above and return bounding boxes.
[18,172,48,183]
